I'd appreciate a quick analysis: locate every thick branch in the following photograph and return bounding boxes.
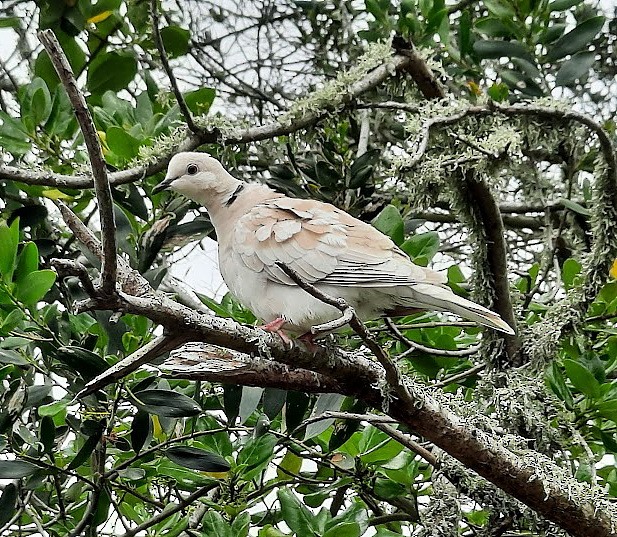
[159,342,347,394]
[38,29,117,294]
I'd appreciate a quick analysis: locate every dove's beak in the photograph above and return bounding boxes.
[152,175,178,195]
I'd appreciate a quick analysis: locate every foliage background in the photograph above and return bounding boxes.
[1,0,617,536]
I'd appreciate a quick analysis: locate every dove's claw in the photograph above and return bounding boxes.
[259,318,293,347]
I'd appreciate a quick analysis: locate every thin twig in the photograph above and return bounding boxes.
[151,0,198,133]
[275,262,415,409]
[38,29,117,295]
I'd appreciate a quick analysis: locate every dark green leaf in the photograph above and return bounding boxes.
[55,346,109,381]
[0,483,17,527]
[92,487,111,528]
[40,415,55,454]
[184,87,216,116]
[315,160,342,187]
[546,16,605,62]
[165,445,231,472]
[263,388,286,419]
[563,359,601,399]
[285,391,311,433]
[223,384,242,424]
[130,410,151,453]
[538,23,566,44]
[0,460,38,478]
[160,25,190,58]
[134,389,202,417]
[88,52,138,94]
[15,269,56,304]
[68,433,101,470]
[473,40,532,60]
[372,205,404,245]
[555,52,596,86]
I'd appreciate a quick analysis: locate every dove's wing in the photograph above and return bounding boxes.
[233,196,445,288]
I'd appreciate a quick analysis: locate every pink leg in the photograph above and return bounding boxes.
[297,331,321,353]
[259,317,293,347]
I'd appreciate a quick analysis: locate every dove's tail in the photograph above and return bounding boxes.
[390,284,515,335]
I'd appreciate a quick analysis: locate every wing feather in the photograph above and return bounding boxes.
[233,197,446,287]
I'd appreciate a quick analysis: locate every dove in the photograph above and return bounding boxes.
[152,152,515,341]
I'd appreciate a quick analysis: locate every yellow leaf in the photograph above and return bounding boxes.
[151,415,165,441]
[610,259,617,279]
[41,189,72,200]
[467,80,481,96]
[88,10,112,24]
[202,471,229,479]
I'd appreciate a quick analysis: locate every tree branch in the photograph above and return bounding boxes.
[38,29,117,295]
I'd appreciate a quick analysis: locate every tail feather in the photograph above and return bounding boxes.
[394,284,515,335]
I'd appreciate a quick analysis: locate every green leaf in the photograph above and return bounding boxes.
[563,359,601,399]
[555,51,596,87]
[323,522,362,537]
[401,231,440,264]
[106,126,141,160]
[184,87,216,116]
[562,258,582,290]
[88,52,138,94]
[134,389,202,418]
[473,40,532,60]
[160,25,191,58]
[0,112,31,155]
[278,488,320,536]
[549,0,583,10]
[237,433,277,480]
[202,511,233,537]
[0,459,38,478]
[165,445,231,472]
[546,16,605,62]
[487,82,509,101]
[285,391,310,433]
[20,78,52,132]
[34,32,86,89]
[38,399,68,417]
[315,160,342,187]
[239,386,264,425]
[231,511,251,537]
[305,393,345,440]
[372,205,404,245]
[15,242,39,282]
[0,17,19,28]
[15,269,56,304]
[0,218,20,280]
[538,23,566,44]
[475,17,512,38]
[0,483,17,527]
[0,348,28,366]
[482,0,515,19]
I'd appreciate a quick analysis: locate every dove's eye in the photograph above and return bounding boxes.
[186,164,199,175]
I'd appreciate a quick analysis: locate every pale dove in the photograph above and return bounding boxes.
[153,152,515,340]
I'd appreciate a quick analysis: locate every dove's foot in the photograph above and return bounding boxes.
[259,318,293,347]
[297,331,322,353]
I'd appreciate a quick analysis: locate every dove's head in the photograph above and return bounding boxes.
[152,152,240,206]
